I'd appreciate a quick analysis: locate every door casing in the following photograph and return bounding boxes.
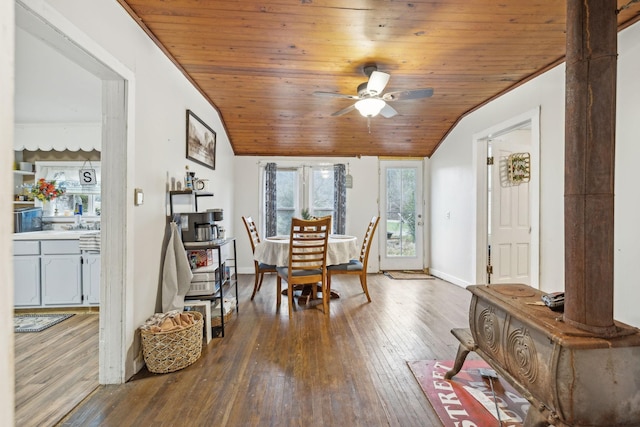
[473,108,540,288]
[17,1,135,383]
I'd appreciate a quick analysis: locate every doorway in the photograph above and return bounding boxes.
[474,108,540,287]
[379,160,424,271]
[16,0,133,388]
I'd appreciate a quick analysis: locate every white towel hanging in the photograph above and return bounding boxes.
[162,221,193,312]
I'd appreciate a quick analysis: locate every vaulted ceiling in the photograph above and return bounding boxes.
[116,0,640,158]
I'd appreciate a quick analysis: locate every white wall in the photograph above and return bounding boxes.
[613,23,640,327]
[429,22,640,327]
[33,0,235,374]
[233,156,381,275]
[1,1,16,423]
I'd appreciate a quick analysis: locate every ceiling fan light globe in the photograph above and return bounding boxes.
[355,98,386,117]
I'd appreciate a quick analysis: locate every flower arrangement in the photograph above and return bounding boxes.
[30,178,65,202]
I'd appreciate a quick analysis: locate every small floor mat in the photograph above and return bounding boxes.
[14,313,74,333]
[408,359,529,426]
[384,270,435,280]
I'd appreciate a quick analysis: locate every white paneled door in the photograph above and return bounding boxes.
[488,137,531,285]
[379,160,424,271]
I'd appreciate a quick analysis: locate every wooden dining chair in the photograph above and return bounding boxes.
[327,216,380,302]
[242,216,277,300]
[276,216,331,316]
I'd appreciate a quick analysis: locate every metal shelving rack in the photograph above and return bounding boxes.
[183,238,238,337]
[168,190,214,216]
[168,191,237,338]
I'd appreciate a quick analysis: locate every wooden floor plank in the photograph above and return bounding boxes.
[14,312,99,427]
[55,273,471,426]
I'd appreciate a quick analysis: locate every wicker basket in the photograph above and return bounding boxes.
[140,311,203,374]
[211,297,236,327]
[211,309,234,327]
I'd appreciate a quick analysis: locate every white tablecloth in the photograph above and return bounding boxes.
[254,235,359,267]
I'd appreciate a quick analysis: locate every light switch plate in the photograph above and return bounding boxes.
[134,188,144,206]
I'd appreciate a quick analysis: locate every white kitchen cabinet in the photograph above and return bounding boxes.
[14,236,100,307]
[41,255,82,305]
[83,252,100,304]
[41,240,82,305]
[14,240,41,306]
[14,255,41,306]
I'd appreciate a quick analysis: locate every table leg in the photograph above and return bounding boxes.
[281,283,340,305]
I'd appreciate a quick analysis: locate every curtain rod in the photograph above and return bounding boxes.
[257,160,348,168]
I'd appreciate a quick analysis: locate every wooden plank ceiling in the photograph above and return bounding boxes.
[116,0,640,158]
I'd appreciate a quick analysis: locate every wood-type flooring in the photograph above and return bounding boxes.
[14,311,99,427]
[36,273,472,426]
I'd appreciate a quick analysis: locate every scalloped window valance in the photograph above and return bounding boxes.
[14,122,101,152]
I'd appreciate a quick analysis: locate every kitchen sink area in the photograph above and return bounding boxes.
[13,160,102,309]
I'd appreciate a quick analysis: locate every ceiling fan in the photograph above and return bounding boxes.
[313,65,434,118]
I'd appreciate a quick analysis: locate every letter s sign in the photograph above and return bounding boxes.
[79,169,97,185]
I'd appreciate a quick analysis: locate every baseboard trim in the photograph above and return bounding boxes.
[428,269,472,289]
[14,306,100,314]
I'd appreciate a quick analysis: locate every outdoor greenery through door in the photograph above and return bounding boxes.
[379,160,424,271]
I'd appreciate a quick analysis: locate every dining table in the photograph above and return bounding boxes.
[253,234,359,303]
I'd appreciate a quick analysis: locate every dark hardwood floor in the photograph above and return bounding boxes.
[15,311,99,427]
[55,273,472,427]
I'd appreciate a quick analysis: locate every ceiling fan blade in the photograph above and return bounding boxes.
[383,88,434,101]
[331,104,356,117]
[313,91,359,100]
[366,71,390,95]
[380,103,398,118]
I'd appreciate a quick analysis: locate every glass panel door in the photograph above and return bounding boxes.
[379,160,424,271]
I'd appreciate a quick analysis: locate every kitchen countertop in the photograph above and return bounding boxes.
[13,230,100,241]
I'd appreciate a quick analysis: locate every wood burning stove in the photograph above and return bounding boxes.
[445,284,640,426]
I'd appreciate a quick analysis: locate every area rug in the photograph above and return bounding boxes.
[408,359,529,426]
[384,270,435,280]
[14,313,74,333]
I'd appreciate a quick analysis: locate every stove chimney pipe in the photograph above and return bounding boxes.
[563,0,618,336]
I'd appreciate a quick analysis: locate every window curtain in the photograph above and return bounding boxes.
[265,162,277,237]
[334,164,347,234]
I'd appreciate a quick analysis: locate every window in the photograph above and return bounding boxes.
[275,168,299,236]
[310,167,334,218]
[36,161,101,217]
[269,164,337,236]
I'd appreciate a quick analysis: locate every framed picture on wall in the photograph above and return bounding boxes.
[186,110,216,170]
